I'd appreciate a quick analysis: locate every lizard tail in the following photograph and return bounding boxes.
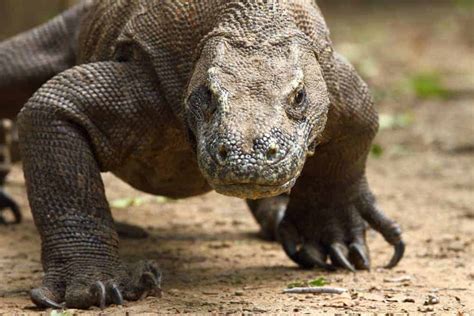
[0,1,92,119]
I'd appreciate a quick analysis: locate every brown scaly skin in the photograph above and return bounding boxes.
[0,0,404,309]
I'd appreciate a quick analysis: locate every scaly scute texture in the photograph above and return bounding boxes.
[0,0,404,309]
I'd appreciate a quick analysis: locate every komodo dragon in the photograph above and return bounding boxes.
[0,0,405,309]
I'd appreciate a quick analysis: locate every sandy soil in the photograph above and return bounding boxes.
[0,2,473,315]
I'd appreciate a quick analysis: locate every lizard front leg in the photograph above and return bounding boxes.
[18,62,163,309]
[278,54,404,271]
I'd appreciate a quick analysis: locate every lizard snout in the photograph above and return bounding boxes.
[208,134,289,169]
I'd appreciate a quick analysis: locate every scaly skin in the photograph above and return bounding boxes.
[0,0,404,309]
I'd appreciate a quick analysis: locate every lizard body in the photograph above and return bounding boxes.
[0,0,404,309]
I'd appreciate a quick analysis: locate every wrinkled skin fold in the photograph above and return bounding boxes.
[0,0,404,309]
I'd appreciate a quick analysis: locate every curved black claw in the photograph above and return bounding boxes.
[0,190,21,225]
[30,288,64,309]
[386,240,405,269]
[110,283,124,306]
[91,281,106,309]
[140,271,162,298]
[280,222,335,271]
[330,243,356,272]
[300,244,336,271]
[355,193,406,269]
[349,243,370,271]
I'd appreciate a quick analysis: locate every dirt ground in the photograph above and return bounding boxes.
[0,2,473,315]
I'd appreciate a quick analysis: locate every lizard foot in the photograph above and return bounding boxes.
[0,190,21,225]
[31,260,161,309]
[278,193,404,271]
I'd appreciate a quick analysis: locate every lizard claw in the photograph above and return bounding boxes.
[300,244,336,271]
[386,240,405,269]
[330,243,356,272]
[140,271,162,298]
[349,242,370,271]
[356,196,405,269]
[30,287,64,309]
[109,283,124,306]
[91,281,106,309]
[279,220,335,271]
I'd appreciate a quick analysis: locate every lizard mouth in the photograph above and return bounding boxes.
[212,177,297,199]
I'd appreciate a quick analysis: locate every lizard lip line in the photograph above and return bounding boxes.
[212,177,296,190]
[212,178,297,199]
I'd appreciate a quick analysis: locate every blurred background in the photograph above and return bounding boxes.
[0,0,473,313]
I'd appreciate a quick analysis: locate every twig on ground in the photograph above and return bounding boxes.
[383,275,412,283]
[283,287,348,295]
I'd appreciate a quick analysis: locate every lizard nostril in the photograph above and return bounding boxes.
[266,143,279,161]
[217,144,229,163]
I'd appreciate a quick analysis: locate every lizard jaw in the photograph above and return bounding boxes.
[212,177,297,200]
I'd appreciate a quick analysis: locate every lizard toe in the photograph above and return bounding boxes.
[278,219,335,271]
[122,260,162,301]
[329,243,356,272]
[30,287,64,309]
[65,280,129,309]
[386,240,405,269]
[356,194,405,268]
[109,283,124,305]
[349,242,370,270]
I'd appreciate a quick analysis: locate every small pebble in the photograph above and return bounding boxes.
[424,294,440,305]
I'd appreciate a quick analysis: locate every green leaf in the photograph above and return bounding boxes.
[371,144,384,158]
[308,277,329,287]
[409,73,450,99]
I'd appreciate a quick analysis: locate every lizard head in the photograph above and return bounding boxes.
[185,33,330,199]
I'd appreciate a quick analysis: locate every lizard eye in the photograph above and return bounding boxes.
[293,88,307,107]
[187,86,216,121]
[286,87,308,120]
